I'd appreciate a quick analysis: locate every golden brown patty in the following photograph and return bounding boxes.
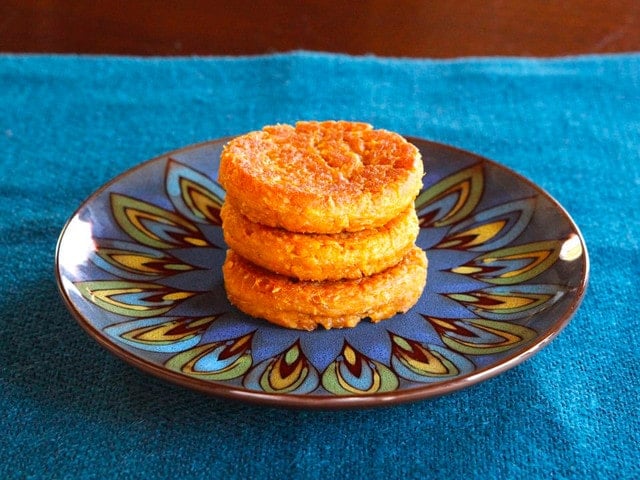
[218,121,423,233]
[222,246,428,331]
[220,203,419,281]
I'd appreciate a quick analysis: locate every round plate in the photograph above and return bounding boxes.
[55,137,589,409]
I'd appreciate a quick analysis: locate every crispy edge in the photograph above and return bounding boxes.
[221,203,419,281]
[222,246,428,331]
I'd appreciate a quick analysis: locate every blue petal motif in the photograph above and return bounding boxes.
[298,330,348,372]
[165,159,225,225]
[200,310,263,342]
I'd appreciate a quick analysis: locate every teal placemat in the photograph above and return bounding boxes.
[1,52,638,479]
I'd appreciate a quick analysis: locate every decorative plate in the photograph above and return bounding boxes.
[55,137,588,408]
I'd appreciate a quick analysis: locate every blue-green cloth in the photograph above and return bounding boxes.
[1,52,638,479]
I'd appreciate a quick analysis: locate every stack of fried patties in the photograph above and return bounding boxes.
[219,121,427,331]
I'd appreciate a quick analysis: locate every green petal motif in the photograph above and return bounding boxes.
[424,316,537,355]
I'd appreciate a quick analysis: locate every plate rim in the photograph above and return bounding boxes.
[55,136,590,409]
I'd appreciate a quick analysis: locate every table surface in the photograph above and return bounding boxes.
[2,0,640,57]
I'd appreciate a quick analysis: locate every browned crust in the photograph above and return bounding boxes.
[221,202,419,281]
[218,121,423,233]
[222,246,428,331]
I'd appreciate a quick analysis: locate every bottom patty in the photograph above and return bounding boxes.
[222,246,427,331]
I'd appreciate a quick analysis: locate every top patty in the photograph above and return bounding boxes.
[218,121,423,233]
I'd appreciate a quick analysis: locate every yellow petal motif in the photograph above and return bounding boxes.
[452,240,563,285]
[424,316,537,355]
[448,291,550,313]
[120,316,220,346]
[391,335,460,377]
[437,220,506,249]
[75,280,196,317]
[111,193,209,249]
